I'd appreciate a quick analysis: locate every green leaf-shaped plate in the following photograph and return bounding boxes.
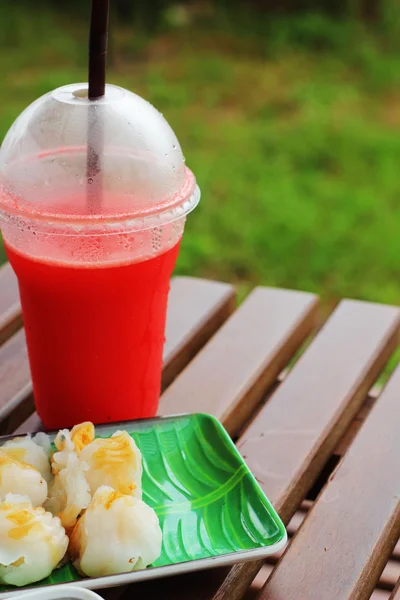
[0,414,287,597]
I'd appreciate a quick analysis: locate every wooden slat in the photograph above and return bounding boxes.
[118,299,399,600]
[373,591,391,600]
[239,300,399,523]
[0,277,235,435]
[13,411,42,435]
[335,392,379,456]
[5,290,398,600]
[208,299,400,600]
[0,263,21,345]
[237,503,398,595]
[160,286,319,435]
[287,508,400,594]
[393,541,400,561]
[261,361,400,600]
[162,277,235,389]
[270,505,400,593]
[260,503,400,594]
[0,330,33,434]
[391,578,400,599]
[242,565,392,600]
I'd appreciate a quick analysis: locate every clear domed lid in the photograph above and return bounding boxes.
[0,83,199,228]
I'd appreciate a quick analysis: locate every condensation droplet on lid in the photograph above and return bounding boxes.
[88,178,93,184]
[173,145,177,150]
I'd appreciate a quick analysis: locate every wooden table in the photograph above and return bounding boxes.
[1,261,400,600]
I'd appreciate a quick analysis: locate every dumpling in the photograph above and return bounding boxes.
[69,486,162,577]
[69,422,95,454]
[1,434,52,483]
[46,452,91,531]
[32,432,52,457]
[52,422,95,474]
[0,494,68,587]
[0,451,47,507]
[56,422,95,456]
[45,426,93,531]
[80,430,142,498]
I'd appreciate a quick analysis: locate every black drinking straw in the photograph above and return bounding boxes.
[87,0,110,212]
[88,0,110,99]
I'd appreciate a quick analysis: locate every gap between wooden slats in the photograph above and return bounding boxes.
[284,385,400,596]
[335,386,382,456]
[0,263,21,345]
[245,383,399,599]
[246,567,390,600]
[210,299,400,600]
[284,408,400,596]
[261,360,400,600]
[260,430,400,596]
[238,495,399,598]
[0,277,235,435]
[266,504,400,595]
[286,514,400,594]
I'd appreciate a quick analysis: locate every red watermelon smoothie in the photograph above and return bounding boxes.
[5,235,180,428]
[0,84,200,428]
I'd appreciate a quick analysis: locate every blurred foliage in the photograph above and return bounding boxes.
[0,0,399,366]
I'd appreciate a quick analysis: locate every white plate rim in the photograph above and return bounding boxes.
[0,532,287,598]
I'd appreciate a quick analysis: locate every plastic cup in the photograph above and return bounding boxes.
[0,84,200,429]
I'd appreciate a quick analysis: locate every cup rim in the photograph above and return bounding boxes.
[0,166,199,232]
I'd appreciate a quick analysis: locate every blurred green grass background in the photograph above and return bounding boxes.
[0,2,399,324]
